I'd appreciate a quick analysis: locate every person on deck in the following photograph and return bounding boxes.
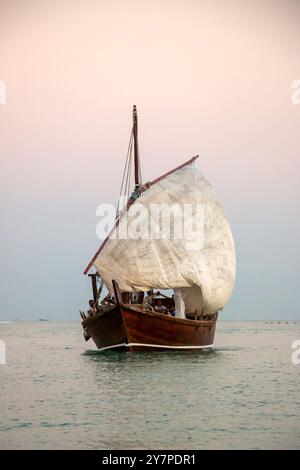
[174,288,186,319]
[87,299,97,317]
[101,293,114,305]
[143,290,153,306]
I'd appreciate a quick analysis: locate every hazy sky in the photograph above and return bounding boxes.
[1,0,300,320]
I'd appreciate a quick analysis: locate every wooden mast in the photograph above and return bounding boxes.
[88,273,98,307]
[133,105,141,188]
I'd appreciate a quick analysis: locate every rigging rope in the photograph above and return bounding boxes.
[116,126,134,217]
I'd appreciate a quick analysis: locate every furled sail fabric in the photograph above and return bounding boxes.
[94,161,236,315]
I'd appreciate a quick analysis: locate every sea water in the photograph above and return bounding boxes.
[0,321,299,449]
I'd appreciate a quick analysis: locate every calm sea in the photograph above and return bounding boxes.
[0,321,299,450]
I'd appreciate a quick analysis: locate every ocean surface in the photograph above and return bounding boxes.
[0,321,299,450]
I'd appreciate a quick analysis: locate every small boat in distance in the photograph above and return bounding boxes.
[38,318,49,322]
[82,106,236,351]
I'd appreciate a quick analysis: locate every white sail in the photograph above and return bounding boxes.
[94,161,236,315]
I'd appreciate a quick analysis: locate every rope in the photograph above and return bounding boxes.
[116,126,134,216]
[135,134,142,184]
[125,136,132,200]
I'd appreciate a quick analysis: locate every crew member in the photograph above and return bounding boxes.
[87,299,97,317]
[143,290,153,306]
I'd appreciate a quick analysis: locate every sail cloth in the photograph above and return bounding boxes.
[94,161,236,315]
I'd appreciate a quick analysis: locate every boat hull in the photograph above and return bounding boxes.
[82,305,217,352]
[121,307,217,351]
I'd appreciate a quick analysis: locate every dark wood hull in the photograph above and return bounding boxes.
[82,304,217,352]
[82,306,127,351]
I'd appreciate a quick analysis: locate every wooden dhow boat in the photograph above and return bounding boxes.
[81,106,236,351]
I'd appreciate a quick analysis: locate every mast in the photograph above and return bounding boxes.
[88,273,98,307]
[133,105,141,188]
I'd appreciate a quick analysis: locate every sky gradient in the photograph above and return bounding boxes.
[1,0,300,320]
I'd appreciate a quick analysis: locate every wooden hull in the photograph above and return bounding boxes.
[82,305,217,352]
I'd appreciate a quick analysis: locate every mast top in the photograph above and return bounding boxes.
[132,105,141,188]
[133,105,138,130]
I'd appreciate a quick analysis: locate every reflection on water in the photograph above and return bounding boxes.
[0,321,300,449]
[83,348,221,361]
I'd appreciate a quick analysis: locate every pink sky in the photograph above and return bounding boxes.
[0,0,300,319]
